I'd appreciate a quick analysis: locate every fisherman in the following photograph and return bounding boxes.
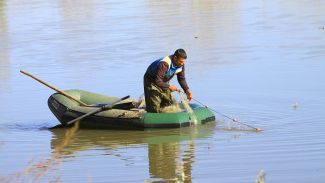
[143,49,192,113]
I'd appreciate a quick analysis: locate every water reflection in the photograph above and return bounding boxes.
[57,0,97,66]
[148,142,194,182]
[50,123,215,182]
[1,0,325,182]
[0,0,10,92]
[144,0,243,69]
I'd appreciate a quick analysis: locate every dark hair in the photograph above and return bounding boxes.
[174,49,187,59]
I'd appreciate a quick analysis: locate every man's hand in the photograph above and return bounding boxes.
[186,89,192,101]
[169,85,179,92]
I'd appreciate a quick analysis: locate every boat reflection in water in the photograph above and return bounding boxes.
[50,122,216,182]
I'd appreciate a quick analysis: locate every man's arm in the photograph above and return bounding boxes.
[177,66,192,101]
[177,66,189,92]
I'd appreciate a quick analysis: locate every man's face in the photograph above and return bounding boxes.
[174,56,186,67]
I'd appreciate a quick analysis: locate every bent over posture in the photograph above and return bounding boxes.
[143,49,192,113]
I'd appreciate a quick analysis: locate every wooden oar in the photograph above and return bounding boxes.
[50,95,130,129]
[20,70,87,106]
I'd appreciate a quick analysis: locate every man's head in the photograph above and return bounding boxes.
[173,49,187,67]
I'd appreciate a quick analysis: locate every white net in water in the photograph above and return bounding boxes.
[178,91,198,125]
[214,118,260,132]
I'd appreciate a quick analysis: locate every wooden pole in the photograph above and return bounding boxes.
[20,70,88,106]
[66,95,130,125]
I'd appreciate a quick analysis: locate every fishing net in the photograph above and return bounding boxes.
[215,118,258,132]
[138,92,260,131]
[177,91,198,125]
[160,105,182,113]
[137,93,182,113]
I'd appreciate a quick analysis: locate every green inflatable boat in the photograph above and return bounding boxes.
[48,89,215,129]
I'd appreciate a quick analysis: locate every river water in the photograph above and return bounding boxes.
[1,0,325,182]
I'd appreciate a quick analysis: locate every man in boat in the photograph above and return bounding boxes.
[143,48,192,113]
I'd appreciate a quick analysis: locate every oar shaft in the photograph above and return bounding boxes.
[20,70,87,106]
[66,95,130,126]
[66,108,101,125]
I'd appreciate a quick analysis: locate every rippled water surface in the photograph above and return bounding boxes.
[1,0,325,182]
